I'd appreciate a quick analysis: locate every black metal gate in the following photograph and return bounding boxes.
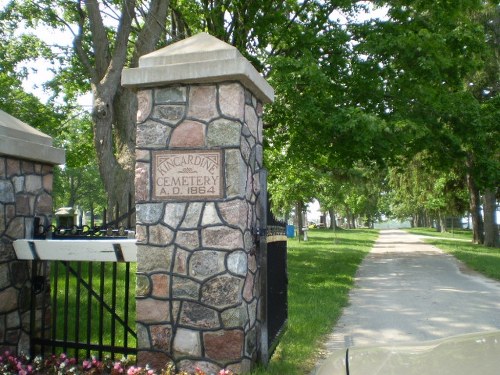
[266,222,288,352]
[258,169,288,363]
[28,223,137,360]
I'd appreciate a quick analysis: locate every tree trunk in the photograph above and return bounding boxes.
[345,207,351,229]
[297,201,304,239]
[466,156,484,244]
[92,87,135,226]
[75,0,170,227]
[483,189,499,247]
[438,213,446,233]
[328,209,337,230]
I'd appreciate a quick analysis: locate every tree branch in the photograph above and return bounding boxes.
[99,0,135,92]
[85,0,111,79]
[131,0,170,66]
[73,0,98,82]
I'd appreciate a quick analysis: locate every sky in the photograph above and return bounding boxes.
[2,1,388,109]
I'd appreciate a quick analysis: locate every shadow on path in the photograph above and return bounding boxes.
[316,229,500,363]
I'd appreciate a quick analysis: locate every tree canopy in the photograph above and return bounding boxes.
[0,0,498,245]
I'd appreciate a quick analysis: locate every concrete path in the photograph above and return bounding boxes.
[318,229,500,359]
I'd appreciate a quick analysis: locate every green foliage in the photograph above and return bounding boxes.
[1,0,497,239]
[388,152,469,222]
[0,73,64,137]
[52,113,106,211]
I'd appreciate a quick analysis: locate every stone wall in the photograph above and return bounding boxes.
[0,156,53,353]
[135,82,264,373]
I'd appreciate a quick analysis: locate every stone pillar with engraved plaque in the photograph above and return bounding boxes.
[122,33,274,374]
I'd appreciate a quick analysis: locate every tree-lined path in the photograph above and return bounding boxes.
[319,229,500,360]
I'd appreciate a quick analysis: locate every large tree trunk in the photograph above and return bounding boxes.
[74,0,170,226]
[329,208,337,230]
[466,156,484,244]
[438,212,446,233]
[296,201,304,239]
[92,87,135,225]
[483,189,499,247]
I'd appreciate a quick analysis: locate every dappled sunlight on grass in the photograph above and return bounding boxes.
[252,228,378,375]
[406,227,473,241]
[425,239,500,281]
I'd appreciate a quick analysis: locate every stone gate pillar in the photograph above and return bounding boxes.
[122,33,274,373]
[0,109,65,354]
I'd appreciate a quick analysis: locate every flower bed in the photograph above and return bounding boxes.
[0,352,234,375]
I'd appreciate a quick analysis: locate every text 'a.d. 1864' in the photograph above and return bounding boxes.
[153,150,223,200]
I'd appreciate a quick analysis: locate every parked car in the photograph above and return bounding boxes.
[315,330,500,375]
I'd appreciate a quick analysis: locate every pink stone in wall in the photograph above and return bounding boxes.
[137,90,153,123]
[177,360,221,375]
[245,104,258,139]
[149,224,175,246]
[218,200,247,230]
[150,324,172,351]
[6,159,20,177]
[248,254,257,273]
[136,298,170,323]
[204,330,244,361]
[187,86,218,121]
[151,273,170,298]
[136,149,150,162]
[202,226,244,250]
[173,249,188,274]
[15,195,30,216]
[0,157,5,177]
[175,230,199,249]
[243,272,254,302]
[136,225,147,243]
[42,174,53,192]
[219,83,245,120]
[137,351,172,372]
[170,120,205,148]
[256,102,263,116]
[135,162,150,202]
[36,193,52,214]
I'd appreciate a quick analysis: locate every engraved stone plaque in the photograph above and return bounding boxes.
[153,150,223,200]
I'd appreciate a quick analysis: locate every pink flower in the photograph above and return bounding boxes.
[114,362,124,373]
[82,360,92,370]
[127,366,142,375]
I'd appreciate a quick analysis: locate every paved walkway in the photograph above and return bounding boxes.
[317,229,500,362]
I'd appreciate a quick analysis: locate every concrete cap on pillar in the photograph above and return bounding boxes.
[0,109,65,165]
[122,32,274,104]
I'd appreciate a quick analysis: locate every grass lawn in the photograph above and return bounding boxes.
[404,228,500,281]
[252,228,379,375]
[50,261,137,359]
[405,227,473,241]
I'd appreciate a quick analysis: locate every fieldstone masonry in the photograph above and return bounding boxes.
[0,158,53,353]
[123,33,274,373]
[0,109,65,354]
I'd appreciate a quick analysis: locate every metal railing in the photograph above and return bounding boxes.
[15,224,137,361]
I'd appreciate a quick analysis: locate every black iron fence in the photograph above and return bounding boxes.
[257,169,288,364]
[265,220,288,354]
[26,223,137,361]
[30,259,136,360]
